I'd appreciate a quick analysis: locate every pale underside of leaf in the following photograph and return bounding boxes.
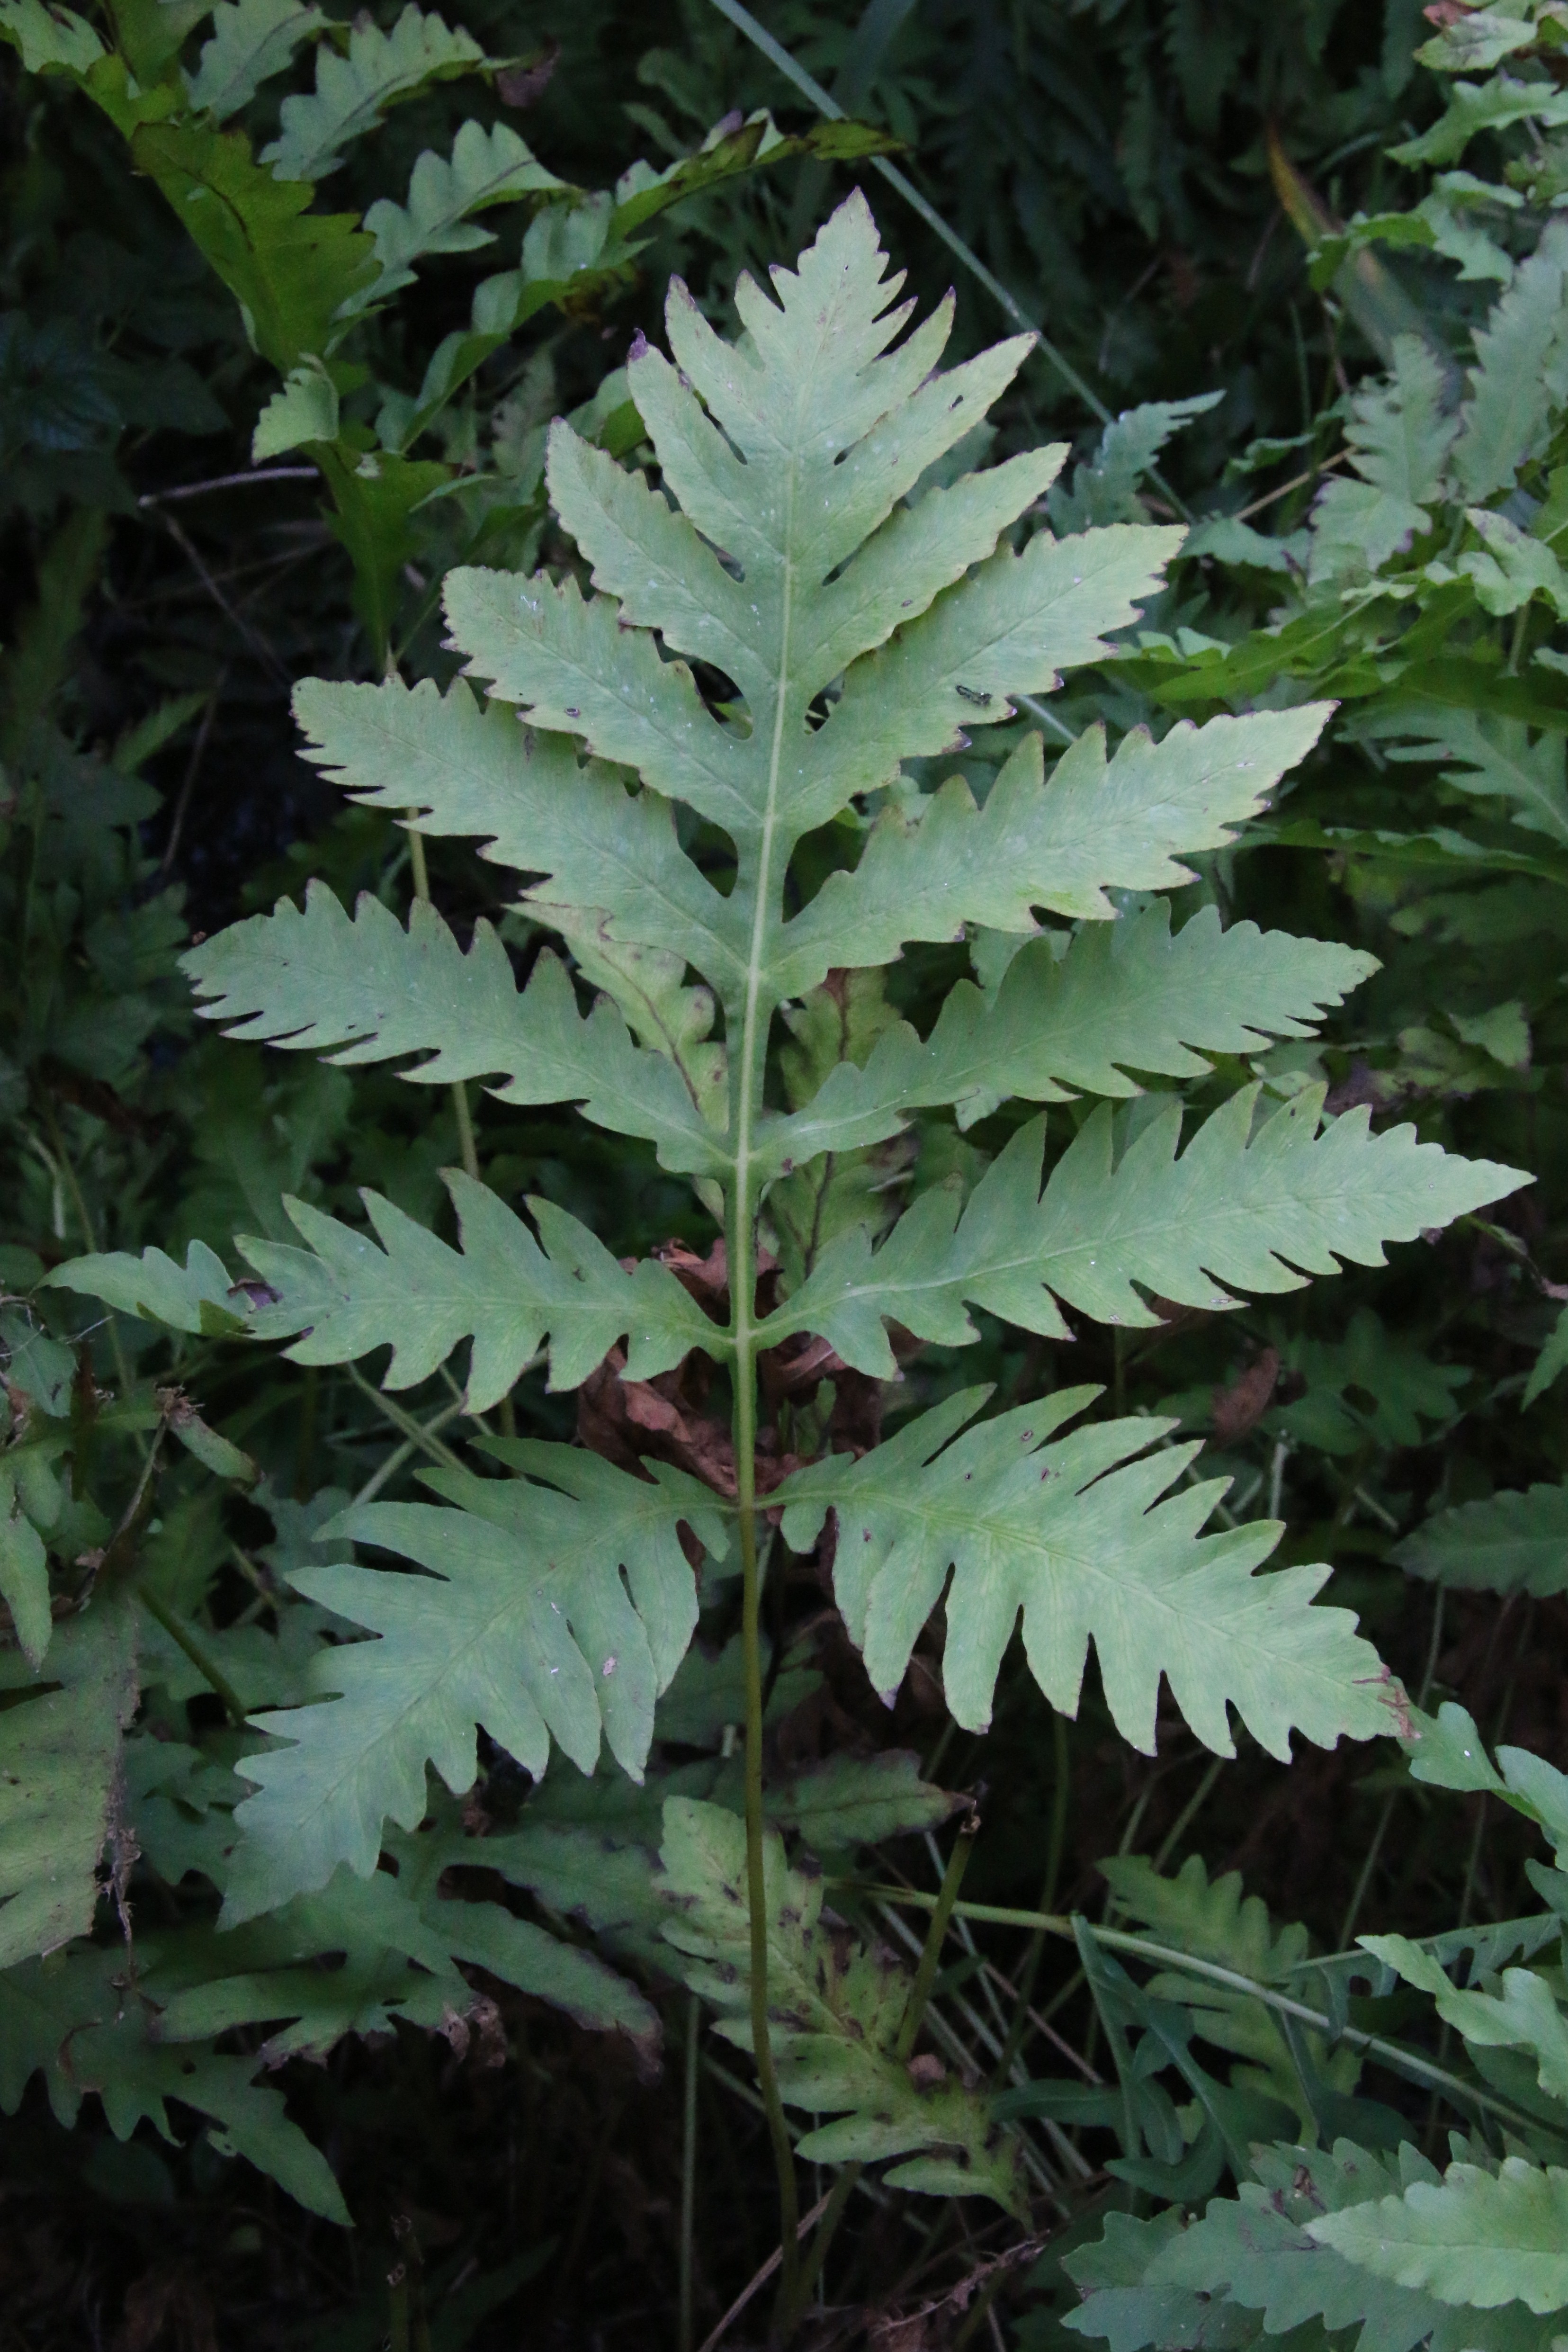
[182,884,725,1172]
[761,1085,1526,1378]
[224,1453,717,1920]
[757,904,1378,1168]
[239,1172,719,1405]
[777,1389,1398,1758]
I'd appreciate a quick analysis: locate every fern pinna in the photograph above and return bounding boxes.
[62,197,1524,2273]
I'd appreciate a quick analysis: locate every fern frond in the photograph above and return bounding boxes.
[1360,1931,1568,2102]
[223,1449,726,1918]
[1451,224,1568,499]
[1308,2158,1568,2316]
[0,1942,349,2221]
[778,1387,1397,1755]
[658,1797,1026,2211]
[1369,706,1568,848]
[1067,2138,1559,2352]
[184,885,726,1172]
[260,2,489,180]
[238,1175,718,1404]
[288,676,746,986]
[1101,1855,1356,2119]
[0,1600,139,1968]
[1395,1480,1568,1598]
[363,117,565,296]
[152,1835,654,2053]
[184,0,324,120]
[767,906,1377,1154]
[770,712,1333,989]
[762,1086,1525,1377]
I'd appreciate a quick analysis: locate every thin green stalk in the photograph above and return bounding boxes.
[137,1583,247,1725]
[897,1814,981,2061]
[348,1396,470,1508]
[1151,1754,1226,1876]
[680,1992,700,2352]
[347,1365,466,1472]
[786,1819,981,2333]
[704,0,1113,428]
[717,354,807,2327]
[836,1884,1565,2145]
[726,1048,798,2317]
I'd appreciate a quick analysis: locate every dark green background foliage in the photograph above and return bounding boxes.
[5,0,1568,2345]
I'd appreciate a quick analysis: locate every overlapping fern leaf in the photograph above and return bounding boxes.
[59,194,1525,1916]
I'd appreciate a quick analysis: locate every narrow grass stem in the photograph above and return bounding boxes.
[136,1583,248,1725]
[836,1884,1566,2143]
[702,0,1114,428]
[897,1813,981,2062]
[346,1366,466,1472]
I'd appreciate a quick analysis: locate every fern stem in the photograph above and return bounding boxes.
[403,815,483,1189]
[730,1321,801,2323]
[726,957,799,2303]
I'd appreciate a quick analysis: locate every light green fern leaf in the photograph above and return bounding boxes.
[0,1600,139,1969]
[362,118,566,297]
[658,1796,1026,2210]
[43,1238,247,1335]
[0,1941,349,2221]
[1361,1931,1568,2101]
[1308,2159,1568,2316]
[1391,75,1568,168]
[1524,1305,1568,1407]
[762,1086,1526,1377]
[1368,705,1568,848]
[261,2,488,180]
[0,0,105,75]
[237,1174,717,1404]
[769,905,1377,1148]
[1069,2139,1560,2352]
[1395,1480,1568,1598]
[1308,335,1455,581]
[778,1387,1399,1756]
[182,885,725,1172]
[185,0,324,119]
[769,710,1332,990]
[290,676,746,987]
[442,192,1190,867]
[1451,224,1568,500]
[223,1449,725,1920]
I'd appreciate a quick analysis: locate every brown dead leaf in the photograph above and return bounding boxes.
[1211,1347,1281,1443]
